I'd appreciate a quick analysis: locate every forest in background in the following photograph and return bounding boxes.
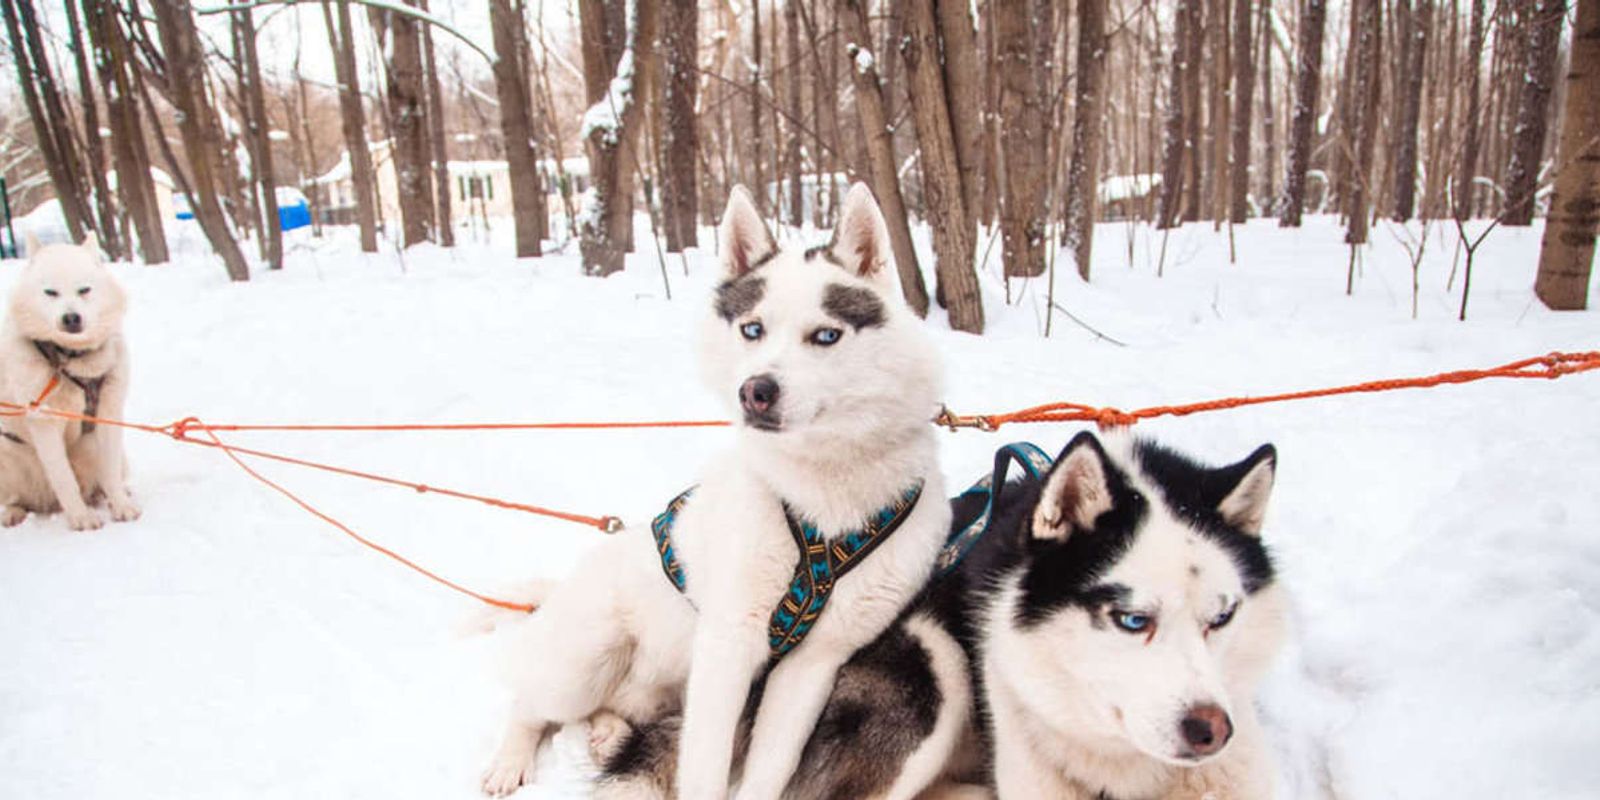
[1,0,1595,332]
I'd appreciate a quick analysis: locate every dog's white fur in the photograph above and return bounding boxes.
[481,184,950,799]
[982,435,1286,799]
[0,234,140,531]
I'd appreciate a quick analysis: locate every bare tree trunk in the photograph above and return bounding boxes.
[899,0,982,332]
[1534,0,1598,309]
[1455,0,1486,218]
[1258,0,1277,215]
[151,0,250,281]
[2,0,93,243]
[369,4,436,247]
[1425,0,1459,219]
[234,7,283,269]
[661,0,698,250]
[841,0,929,315]
[325,0,378,252]
[1280,0,1325,226]
[1392,0,1430,221]
[1064,0,1108,279]
[937,0,983,234]
[1345,0,1383,250]
[64,0,121,259]
[578,0,655,276]
[1183,0,1206,221]
[996,0,1050,277]
[420,0,454,247]
[784,0,804,227]
[1208,0,1232,224]
[1229,0,1255,223]
[1160,0,1198,228]
[83,0,166,262]
[1503,0,1565,225]
[489,0,546,257]
[751,0,766,213]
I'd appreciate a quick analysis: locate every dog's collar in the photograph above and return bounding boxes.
[29,339,109,434]
[650,480,925,658]
[32,339,103,366]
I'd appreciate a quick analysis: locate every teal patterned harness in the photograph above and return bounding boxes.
[934,442,1055,576]
[651,481,924,658]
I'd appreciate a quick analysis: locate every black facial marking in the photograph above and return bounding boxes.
[822,283,887,330]
[1015,455,1149,628]
[714,275,767,322]
[1133,440,1276,594]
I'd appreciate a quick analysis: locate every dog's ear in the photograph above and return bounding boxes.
[1033,432,1115,540]
[80,232,102,264]
[718,185,776,279]
[1214,444,1276,536]
[828,183,894,287]
[23,230,41,257]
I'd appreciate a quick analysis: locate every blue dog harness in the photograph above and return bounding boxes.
[651,481,924,658]
[935,442,1054,576]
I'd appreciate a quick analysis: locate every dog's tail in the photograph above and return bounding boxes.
[455,577,556,636]
[881,613,974,800]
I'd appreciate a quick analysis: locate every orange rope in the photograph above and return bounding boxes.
[1,348,1594,611]
[937,350,1600,431]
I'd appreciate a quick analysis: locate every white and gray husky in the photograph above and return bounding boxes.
[599,431,1287,800]
[481,184,952,799]
[0,234,141,531]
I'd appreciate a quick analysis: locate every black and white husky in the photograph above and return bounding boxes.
[480,184,952,798]
[597,432,1287,800]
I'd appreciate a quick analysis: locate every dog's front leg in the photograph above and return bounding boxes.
[23,417,99,530]
[731,645,850,800]
[90,379,140,522]
[676,624,766,800]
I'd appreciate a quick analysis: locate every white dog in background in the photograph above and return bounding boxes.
[0,233,141,530]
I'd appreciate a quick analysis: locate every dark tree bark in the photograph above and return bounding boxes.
[1392,0,1431,221]
[1183,0,1206,221]
[1064,0,1108,279]
[1344,0,1383,251]
[841,0,929,316]
[2,0,93,242]
[489,0,546,257]
[1503,0,1565,225]
[898,0,982,333]
[151,0,250,280]
[1280,0,1325,226]
[234,6,283,269]
[751,0,765,213]
[369,3,436,247]
[1258,0,1277,214]
[996,0,1050,275]
[1534,0,1598,309]
[64,0,121,259]
[1159,0,1198,228]
[578,0,654,276]
[784,0,804,226]
[1454,0,1486,219]
[661,0,698,251]
[1229,0,1256,223]
[420,0,454,247]
[937,0,983,234]
[83,0,166,263]
[324,0,378,252]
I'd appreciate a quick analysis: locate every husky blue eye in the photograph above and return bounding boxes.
[809,327,843,346]
[1209,604,1238,630]
[1113,611,1152,634]
[43,289,58,298]
[740,321,764,341]
[77,287,91,296]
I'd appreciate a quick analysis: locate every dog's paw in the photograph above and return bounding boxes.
[65,508,103,531]
[1,506,27,528]
[587,711,632,764]
[480,757,537,797]
[108,495,142,523]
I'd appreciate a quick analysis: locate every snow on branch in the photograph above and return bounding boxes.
[193,0,496,65]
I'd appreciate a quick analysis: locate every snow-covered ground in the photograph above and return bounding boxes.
[1,216,1596,799]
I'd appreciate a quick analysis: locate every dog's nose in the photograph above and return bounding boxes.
[60,312,83,333]
[1179,704,1233,757]
[739,375,780,416]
